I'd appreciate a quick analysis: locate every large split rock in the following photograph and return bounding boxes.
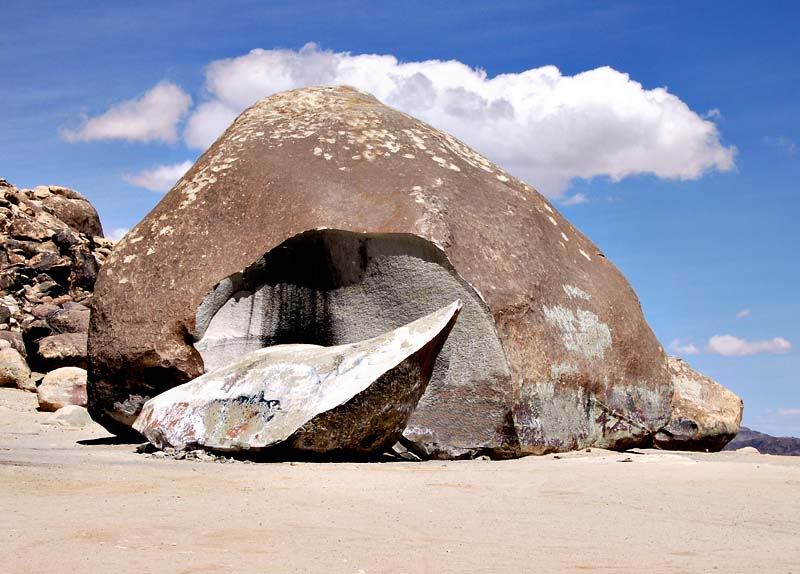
[134,301,461,455]
[654,357,743,451]
[89,86,675,457]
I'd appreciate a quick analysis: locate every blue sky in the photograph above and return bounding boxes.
[2,1,798,435]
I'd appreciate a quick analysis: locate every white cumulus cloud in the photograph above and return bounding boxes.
[778,408,800,417]
[63,81,191,144]
[123,161,193,192]
[669,338,700,356]
[736,308,752,319]
[707,334,791,357]
[182,43,736,197]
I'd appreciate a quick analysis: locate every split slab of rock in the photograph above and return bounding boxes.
[192,229,513,459]
[134,301,461,455]
[37,366,87,412]
[654,357,743,451]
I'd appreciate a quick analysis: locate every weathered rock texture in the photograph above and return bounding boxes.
[654,357,743,451]
[90,86,697,456]
[0,178,112,378]
[134,301,461,455]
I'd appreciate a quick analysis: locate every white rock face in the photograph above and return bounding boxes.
[134,300,461,454]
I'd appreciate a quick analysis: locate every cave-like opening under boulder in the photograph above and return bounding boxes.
[192,229,515,458]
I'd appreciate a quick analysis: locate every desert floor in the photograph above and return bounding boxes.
[1,388,798,574]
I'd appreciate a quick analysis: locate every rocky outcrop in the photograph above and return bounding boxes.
[134,301,461,455]
[89,86,676,457]
[36,366,88,412]
[0,178,112,380]
[654,357,743,451]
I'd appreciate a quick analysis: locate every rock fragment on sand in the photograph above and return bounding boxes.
[0,347,34,392]
[37,366,87,412]
[44,404,93,427]
[134,301,461,455]
[88,86,676,457]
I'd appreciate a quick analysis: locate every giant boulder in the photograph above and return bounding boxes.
[89,85,674,457]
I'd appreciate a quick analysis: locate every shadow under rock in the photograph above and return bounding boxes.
[77,435,142,446]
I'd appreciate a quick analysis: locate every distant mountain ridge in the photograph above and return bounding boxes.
[723,427,800,456]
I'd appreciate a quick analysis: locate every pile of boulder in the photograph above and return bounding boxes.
[0,178,113,419]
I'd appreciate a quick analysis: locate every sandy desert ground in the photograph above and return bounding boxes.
[1,387,798,574]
